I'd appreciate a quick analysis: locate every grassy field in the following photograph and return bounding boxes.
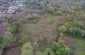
[64,37,85,55]
[3,14,61,55]
[21,15,59,51]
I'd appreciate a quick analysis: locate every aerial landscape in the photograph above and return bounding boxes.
[0,0,85,55]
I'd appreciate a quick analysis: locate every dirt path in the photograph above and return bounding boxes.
[3,47,21,55]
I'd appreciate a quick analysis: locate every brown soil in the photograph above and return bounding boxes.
[3,47,21,55]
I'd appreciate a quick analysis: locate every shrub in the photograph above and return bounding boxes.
[18,36,30,45]
[58,38,65,45]
[53,11,63,16]
[44,48,54,55]
[58,25,67,33]
[48,15,58,24]
[69,27,81,36]
[63,46,71,55]
[42,42,71,55]
[0,37,3,45]
[36,42,70,55]
[57,11,63,15]
[59,20,85,37]
[80,30,85,37]
[51,42,71,55]
[27,14,40,21]
[39,1,45,8]
[7,20,22,33]
[69,27,85,37]
[43,6,55,14]
[43,36,48,42]
[20,42,70,55]
[65,14,73,21]
[2,32,17,48]
[51,17,58,24]
[21,42,33,55]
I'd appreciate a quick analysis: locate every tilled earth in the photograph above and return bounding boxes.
[3,47,21,55]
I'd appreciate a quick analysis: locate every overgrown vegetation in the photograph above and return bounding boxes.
[21,42,71,55]
[58,18,85,38]
[7,20,22,33]
[21,42,33,55]
[0,0,85,55]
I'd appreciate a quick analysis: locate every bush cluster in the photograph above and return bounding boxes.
[0,20,22,49]
[64,14,73,21]
[43,5,55,14]
[27,14,40,21]
[7,20,22,33]
[58,20,85,37]
[21,42,33,55]
[21,42,71,55]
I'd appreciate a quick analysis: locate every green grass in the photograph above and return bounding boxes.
[74,39,85,55]
[75,50,85,55]
[64,35,85,55]
[48,14,59,23]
